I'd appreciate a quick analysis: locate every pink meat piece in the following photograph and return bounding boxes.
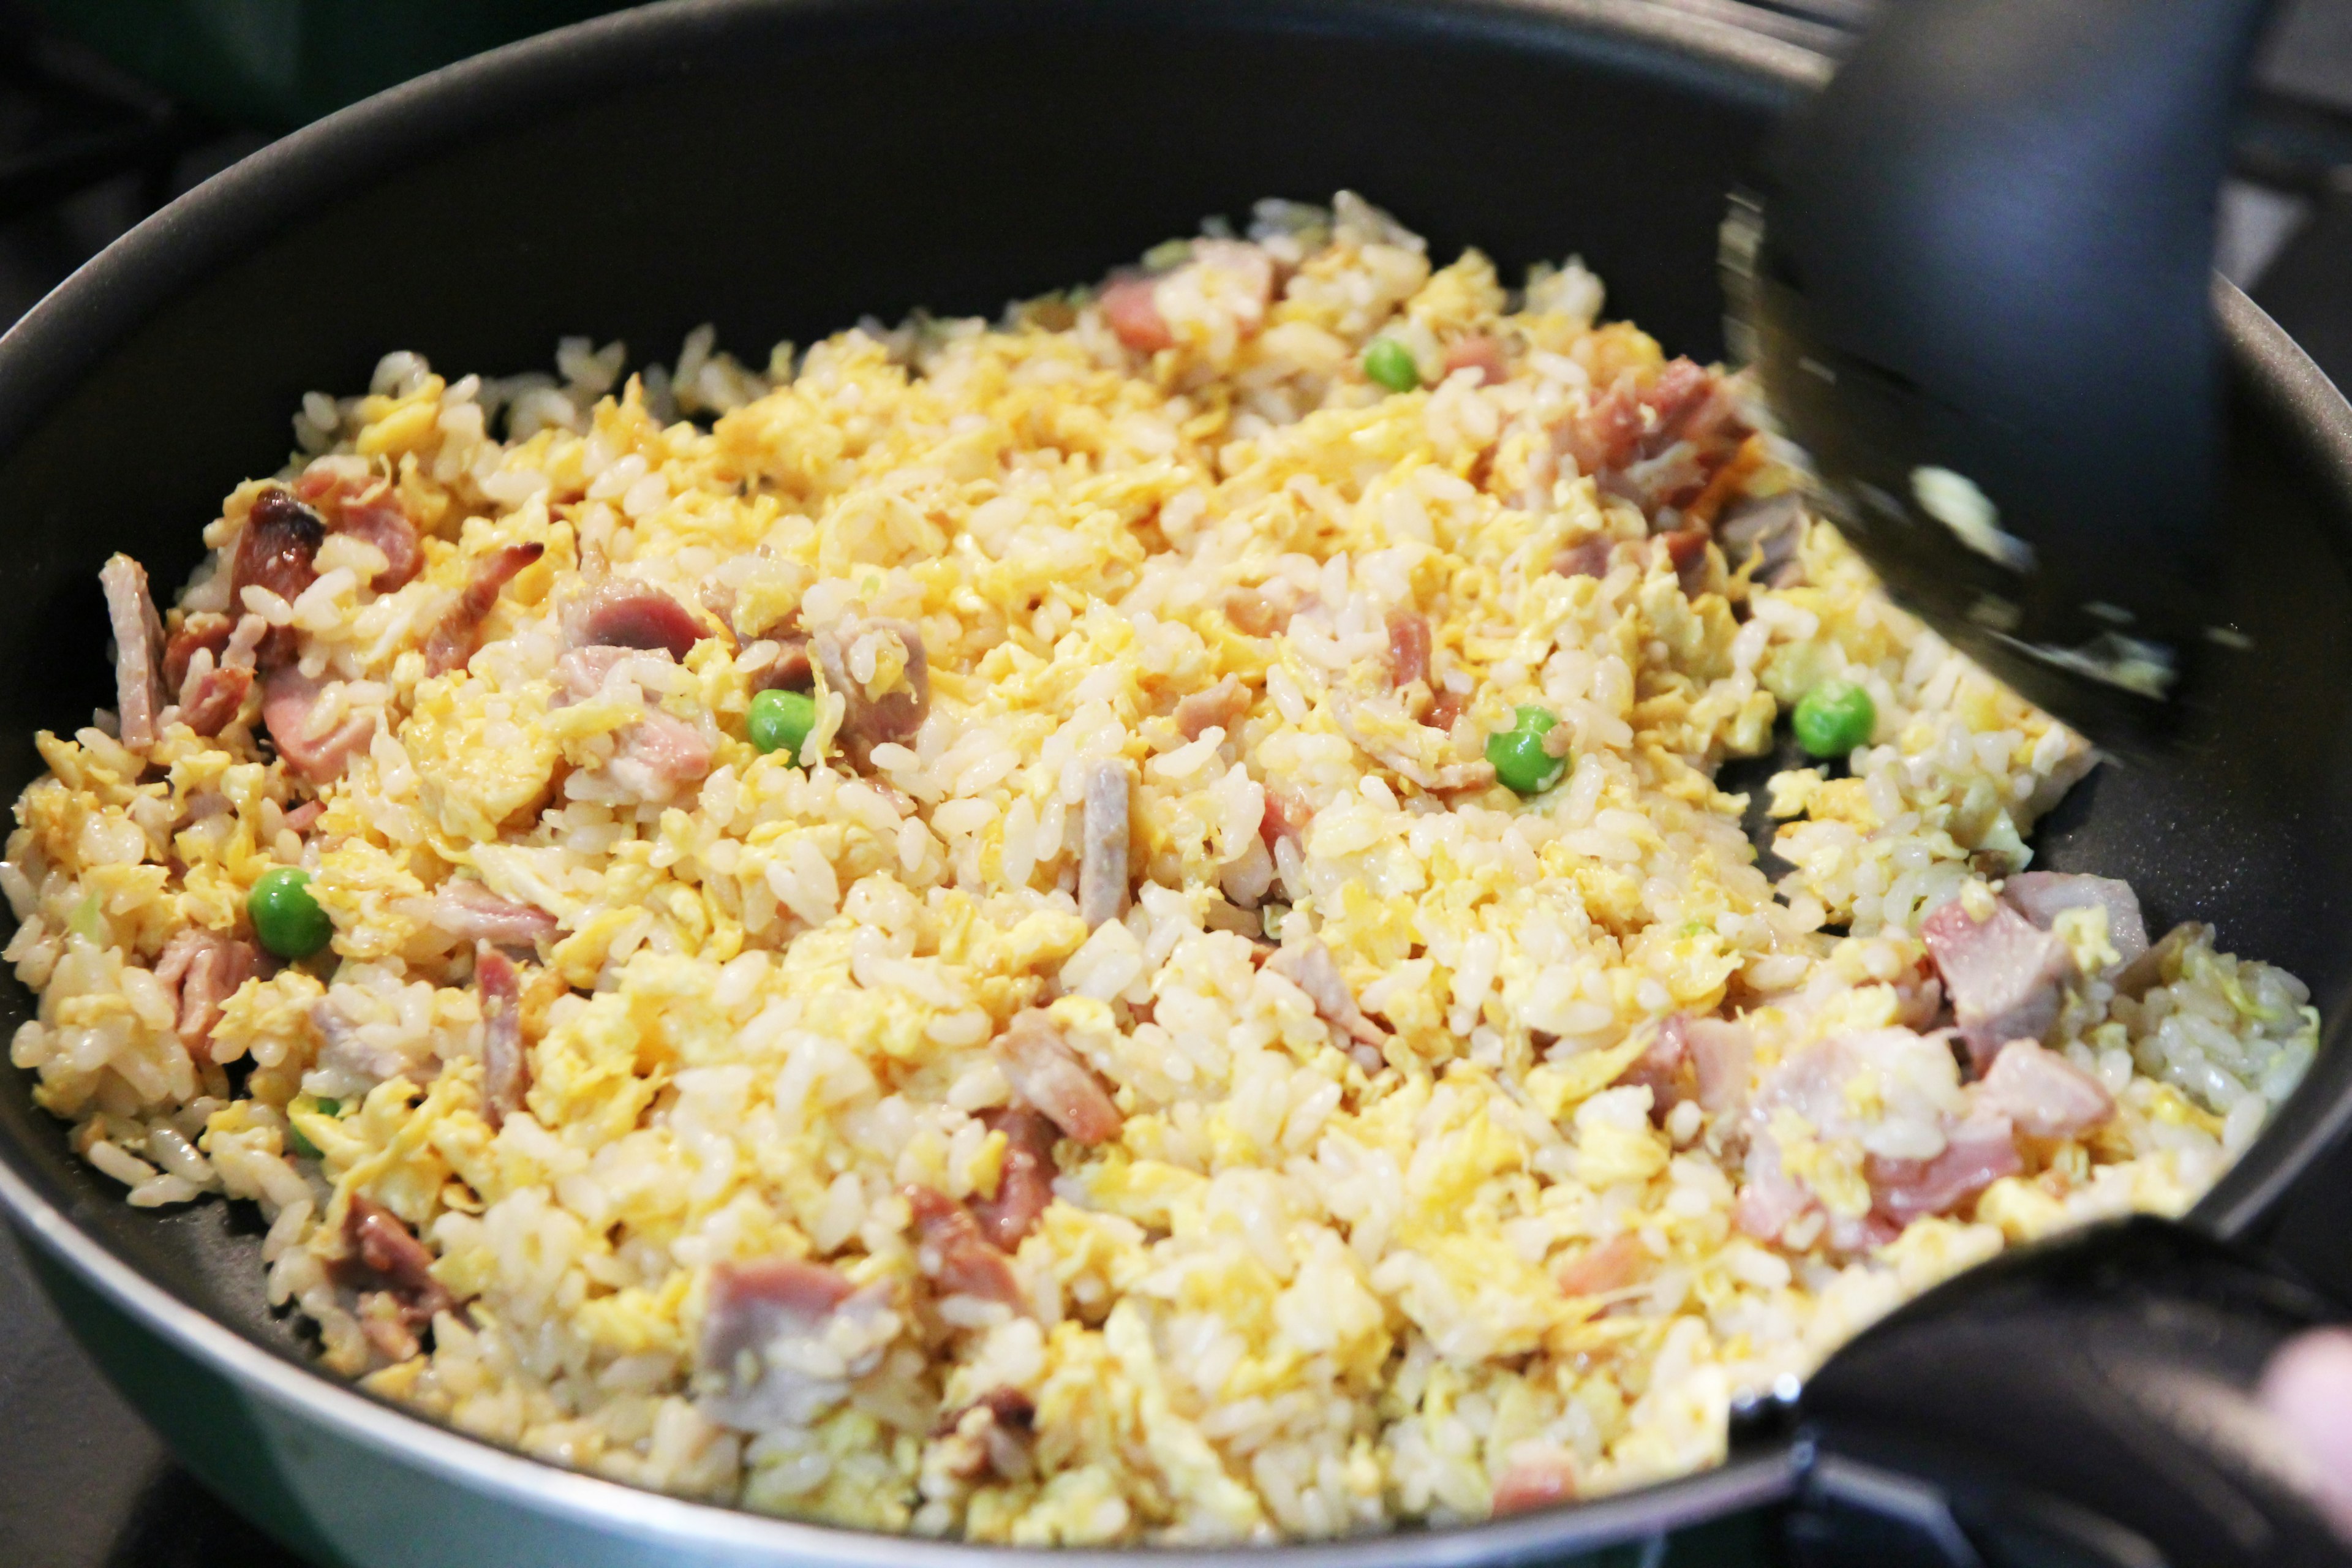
[1265,939,1388,1049]
[1868,1112,2022,1224]
[100,554,168,751]
[1656,526,1712,598]
[564,578,706,660]
[1551,537,1616,579]
[1101,275,1174,353]
[151,927,257,1063]
[2000,872,2149,971]
[1921,896,2076,1072]
[1172,676,1249,741]
[430,880,557,949]
[935,1387,1038,1482]
[334,496,423,591]
[178,665,255,737]
[230,488,325,668]
[1386,609,1431,689]
[553,646,715,802]
[1555,358,1751,521]
[281,800,324,835]
[336,1196,457,1331]
[1554,1233,1644,1297]
[163,612,233,692]
[750,633,814,693]
[1424,688,1466,733]
[907,1186,1025,1306]
[967,1107,1058,1250]
[993,1009,1122,1144]
[1490,1454,1579,1516]
[1077,760,1131,930]
[1627,1014,1754,1121]
[1442,334,1508,387]
[475,941,527,1128]
[1222,582,1303,637]
[1734,1162,1817,1243]
[423,542,544,676]
[811,617,930,766]
[1719,494,1807,587]
[1258,787,1313,852]
[699,1255,891,1431]
[1974,1041,2115,1140]
[261,667,376,785]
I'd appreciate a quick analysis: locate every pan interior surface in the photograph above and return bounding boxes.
[0,0,2348,1561]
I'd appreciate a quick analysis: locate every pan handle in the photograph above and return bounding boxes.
[1751,1216,2350,1567]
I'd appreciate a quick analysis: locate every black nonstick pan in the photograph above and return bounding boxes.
[5,2,2352,1564]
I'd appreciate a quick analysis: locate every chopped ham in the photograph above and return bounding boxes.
[2000,872,2149,972]
[1619,1024,1693,1121]
[100,554,168,751]
[178,664,254,737]
[1490,1454,1580,1517]
[475,942,527,1128]
[1078,760,1131,930]
[992,1009,1122,1144]
[424,542,545,676]
[1173,676,1250,741]
[335,1196,457,1332]
[1424,688,1466,733]
[151,927,256,1063]
[1551,537,1615,580]
[1554,1233,1644,1297]
[424,879,557,949]
[1101,275,1174,353]
[750,633,815,693]
[1685,1016,1755,1113]
[163,612,233,692]
[231,488,325,667]
[968,1107,1058,1250]
[1222,584,1302,637]
[1385,609,1431,689]
[935,1387,1038,1483]
[1442,334,1508,387]
[1869,1113,2022,1224]
[334,496,423,591]
[282,800,324,835]
[1259,787,1313,852]
[552,646,715,802]
[1975,1041,2114,1140]
[1657,526,1712,598]
[1719,494,1806,587]
[1921,897,2076,1071]
[699,1256,894,1431]
[261,667,375,785]
[564,578,706,660]
[1265,939,1387,1048]
[907,1186,1024,1306]
[168,612,265,739]
[1556,359,1751,521]
[812,616,931,766]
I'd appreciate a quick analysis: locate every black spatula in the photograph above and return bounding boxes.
[1725,0,2277,749]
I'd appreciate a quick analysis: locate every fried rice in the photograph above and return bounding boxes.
[5,192,2317,1542]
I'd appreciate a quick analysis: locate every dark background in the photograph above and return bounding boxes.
[2,1,2351,1562]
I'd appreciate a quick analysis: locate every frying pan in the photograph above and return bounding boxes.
[4,1,2352,1564]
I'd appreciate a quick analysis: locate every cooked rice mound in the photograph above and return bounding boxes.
[6,193,2317,1541]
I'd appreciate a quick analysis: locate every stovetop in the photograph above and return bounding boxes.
[3,5,2352,1565]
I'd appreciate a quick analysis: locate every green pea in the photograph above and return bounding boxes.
[1792,678,1877,759]
[1363,336,1420,393]
[287,1122,321,1160]
[1487,704,1568,796]
[747,687,817,760]
[248,867,333,959]
[314,1097,341,1117]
